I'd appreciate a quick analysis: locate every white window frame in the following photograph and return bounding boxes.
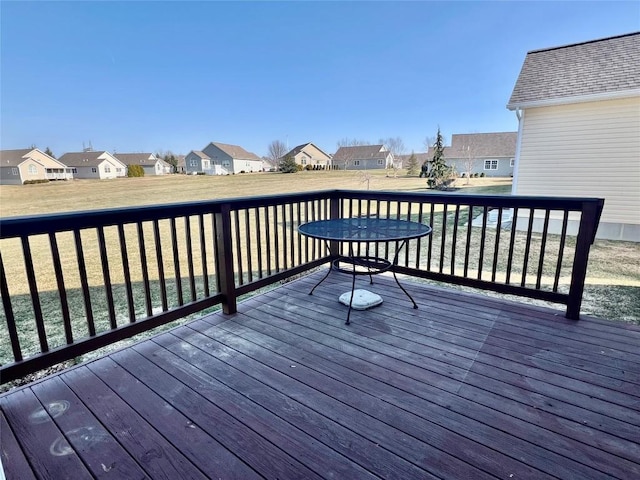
[11,167,18,175]
[104,165,111,173]
[28,164,38,174]
[189,159,198,167]
[354,160,361,166]
[91,167,97,173]
[484,159,498,170]
[72,168,78,174]
[377,159,384,165]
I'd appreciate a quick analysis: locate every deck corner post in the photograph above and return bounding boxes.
[566,200,602,320]
[214,204,237,314]
[329,193,341,259]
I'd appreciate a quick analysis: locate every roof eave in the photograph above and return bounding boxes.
[507,88,640,110]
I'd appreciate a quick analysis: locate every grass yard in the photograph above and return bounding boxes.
[0,171,638,390]
[0,171,638,352]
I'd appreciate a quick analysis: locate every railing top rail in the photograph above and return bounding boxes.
[331,189,605,210]
[0,188,604,239]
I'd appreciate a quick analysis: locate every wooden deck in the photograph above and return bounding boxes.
[2,270,639,479]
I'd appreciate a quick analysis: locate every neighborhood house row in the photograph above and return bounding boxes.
[0,132,517,185]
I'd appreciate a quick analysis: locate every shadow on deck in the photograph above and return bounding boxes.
[2,270,639,479]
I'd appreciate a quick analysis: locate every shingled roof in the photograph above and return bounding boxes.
[508,32,640,109]
[210,142,260,161]
[114,153,156,165]
[58,151,108,167]
[449,132,517,158]
[332,145,388,162]
[0,149,34,167]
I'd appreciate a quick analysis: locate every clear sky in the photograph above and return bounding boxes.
[1,1,638,158]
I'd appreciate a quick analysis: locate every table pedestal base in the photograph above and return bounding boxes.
[339,289,383,311]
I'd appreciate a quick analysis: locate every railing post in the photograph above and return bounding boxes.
[214,204,237,314]
[329,193,341,258]
[567,200,602,319]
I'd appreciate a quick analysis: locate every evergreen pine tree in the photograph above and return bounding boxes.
[427,128,450,189]
[279,155,298,173]
[405,151,419,176]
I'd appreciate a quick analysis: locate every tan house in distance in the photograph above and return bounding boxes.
[508,32,640,241]
[0,148,73,185]
[115,153,172,176]
[58,150,127,179]
[282,142,332,170]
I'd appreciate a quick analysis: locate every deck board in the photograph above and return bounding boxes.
[2,269,639,479]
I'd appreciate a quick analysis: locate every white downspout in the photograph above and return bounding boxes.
[511,108,524,195]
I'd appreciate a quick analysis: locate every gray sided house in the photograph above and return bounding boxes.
[445,132,517,177]
[0,148,73,185]
[332,145,393,170]
[282,142,333,170]
[184,150,213,175]
[186,142,263,175]
[58,151,127,179]
[115,153,172,176]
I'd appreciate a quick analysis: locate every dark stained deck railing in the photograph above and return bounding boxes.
[0,190,603,383]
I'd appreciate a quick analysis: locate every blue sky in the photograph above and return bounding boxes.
[1,1,638,158]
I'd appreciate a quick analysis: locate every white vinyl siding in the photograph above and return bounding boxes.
[515,96,640,226]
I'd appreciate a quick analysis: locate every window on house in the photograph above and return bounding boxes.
[203,160,210,168]
[72,168,78,174]
[510,158,515,167]
[301,157,307,165]
[28,164,38,174]
[222,161,230,167]
[377,159,384,165]
[116,168,122,173]
[354,160,361,166]
[189,159,198,167]
[91,168,97,173]
[105,166,111,173]
[11,167,18,175]
[484,160,498,170]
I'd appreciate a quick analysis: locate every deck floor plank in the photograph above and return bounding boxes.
[61,366,209,480]
[2,270,639,480]
[0,409,37,480]
[86,356,263,480]
[141,332,428,480]
[30,375,150,479]
[0,387,93,479]
[221,290,638,478]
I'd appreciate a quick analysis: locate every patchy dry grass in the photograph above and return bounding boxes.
[0,171,638,391]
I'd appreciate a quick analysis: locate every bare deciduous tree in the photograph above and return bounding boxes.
[459,138,480,185]
[267,140,288,168]
[379,136,405,177]
[336,137,370,148]
[333,138,371,170]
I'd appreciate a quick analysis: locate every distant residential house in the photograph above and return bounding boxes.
[282,142,332,170]
[184,150,213,175]
[443,132,516,177]
[175,155,186,174]
[186,142,262,175]
[508,32,640,241]
[332,145,393,170]
[0,148,73,185]
[115,153,172,176]
[58,151,127,180]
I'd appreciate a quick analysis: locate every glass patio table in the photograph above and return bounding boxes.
[298,217,432,324]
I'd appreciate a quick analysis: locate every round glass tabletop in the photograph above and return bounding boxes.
[298,218,432,242]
